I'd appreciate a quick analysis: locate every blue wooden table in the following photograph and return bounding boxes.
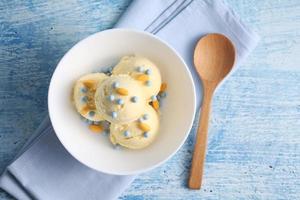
[0,0,299,199]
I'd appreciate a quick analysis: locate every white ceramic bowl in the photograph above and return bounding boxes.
[48,29,196,175]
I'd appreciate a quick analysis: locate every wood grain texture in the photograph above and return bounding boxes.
[188,80,213,189]
[189,34,236,189]
[0,0,299,199]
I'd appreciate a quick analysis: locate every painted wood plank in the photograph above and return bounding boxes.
[0,0,299,199]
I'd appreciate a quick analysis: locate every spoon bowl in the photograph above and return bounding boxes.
[194,33,235,82]
[189,33,235,189]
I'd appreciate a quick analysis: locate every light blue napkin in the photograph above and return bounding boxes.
[0,0,259,199]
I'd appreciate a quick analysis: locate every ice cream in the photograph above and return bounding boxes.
[94,75,147,124]
[72,55,166,150]
[110,105,159,149]
[73,73,108,121]
[113,55,162,100]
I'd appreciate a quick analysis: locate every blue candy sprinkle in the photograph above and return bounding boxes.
[111,111,117,119]
[108,95,115,102]
[89,111,95,117]
[112,82,119,89]
[145,80,151,86]
[160,92,167,98]
[131,96,138,103]
[81,96,88,103]
[86,120,93,125]
[102,68,112,75]
[143,114,149,120]
[81,118,89,124]
[151,95,157,101]
[145,69,152,75]
[136,66,143,72]
[143,132,149,138]
[123,130,130,137]
[103,130,110,136]
[108,66,113,72]
[116,98,124,105]
[113,144,121,150]
[102,120,110,127]
[80,115,86,120]
[93,121,100,125]
[158,99,163,107]
[81,87,87,93]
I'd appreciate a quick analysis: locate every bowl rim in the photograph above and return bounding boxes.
[48,28,196,175]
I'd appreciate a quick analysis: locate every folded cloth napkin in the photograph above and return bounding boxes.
[0,0,259,199]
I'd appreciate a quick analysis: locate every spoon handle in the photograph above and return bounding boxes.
[188,84,214,189]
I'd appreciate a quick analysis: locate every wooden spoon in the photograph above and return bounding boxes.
[188,33,235,189]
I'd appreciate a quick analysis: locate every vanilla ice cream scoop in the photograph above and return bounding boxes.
[73,73,108,121]
[95,75,147,124]
[112,55,161,100]
[110,105,159,149]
